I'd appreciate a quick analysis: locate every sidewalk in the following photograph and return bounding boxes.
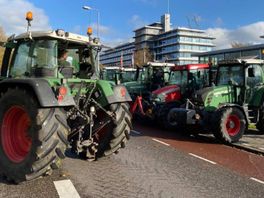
[232,130,264,155]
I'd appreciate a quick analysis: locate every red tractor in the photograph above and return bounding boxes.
[131,64,211,129]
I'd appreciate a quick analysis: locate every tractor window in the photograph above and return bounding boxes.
[120,71,137,83]
[217,66,244,86]
[247,65,263,87]
[190,69,210,89]
[32,40,57,68]
[11,42,31,77]
[169,70,188,86]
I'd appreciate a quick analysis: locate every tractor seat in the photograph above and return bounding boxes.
[33,67,55,77]
[58,66,74,78]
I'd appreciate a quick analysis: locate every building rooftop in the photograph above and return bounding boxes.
[193,43,264,56]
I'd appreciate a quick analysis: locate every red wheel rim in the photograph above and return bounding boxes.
[225,114,241,136]
[1,106,32,163]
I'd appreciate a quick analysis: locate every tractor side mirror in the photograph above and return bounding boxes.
[248,67,255,77]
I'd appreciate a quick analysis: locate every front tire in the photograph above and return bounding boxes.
[0,89,68,183]
[158,104,180,130]
[213,108,246,143]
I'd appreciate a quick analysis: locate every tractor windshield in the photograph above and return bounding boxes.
[120,70,137,83]
[217,65,244,86]
[10,40,57,77]
[169,70,188,86]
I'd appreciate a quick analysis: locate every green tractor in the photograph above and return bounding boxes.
[0,13,132,183]
[131,64,210,129]
[124,62,174,100]
[172,58,264,143]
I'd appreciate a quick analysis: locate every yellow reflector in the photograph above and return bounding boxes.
[26,11,33,21]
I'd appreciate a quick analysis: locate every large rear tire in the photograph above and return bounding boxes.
[213,108,246,143]
[0,89,68,183]
[95,103,132,158]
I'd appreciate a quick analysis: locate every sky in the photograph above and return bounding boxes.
[1,0,264,49]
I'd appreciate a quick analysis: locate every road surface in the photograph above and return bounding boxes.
[0,122,263,198]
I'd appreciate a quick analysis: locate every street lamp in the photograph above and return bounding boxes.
[83,5,100,38]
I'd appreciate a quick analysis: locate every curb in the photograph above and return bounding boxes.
[232,143,264,156]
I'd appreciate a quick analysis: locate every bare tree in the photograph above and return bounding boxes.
[134,47,153,67]
[0,26,7,65]
[231,41,250,48]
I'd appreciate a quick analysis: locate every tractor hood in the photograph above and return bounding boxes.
[193,85,234,111]
[152,85,181,103]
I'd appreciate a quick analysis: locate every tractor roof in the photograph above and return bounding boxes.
[122,68,137,72]
[103,66,120,70]
[143,62,175,67]
[10,30,101,46]
[218,58,264,66]
[171,64,209,71]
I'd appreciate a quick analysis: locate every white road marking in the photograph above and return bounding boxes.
[54,179,80,198]
[189,153,217,165]
[250,177,264,185]
[131,130,141,135]
[152,138,170,146]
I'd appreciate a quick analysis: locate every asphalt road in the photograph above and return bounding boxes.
[0,123,264,198]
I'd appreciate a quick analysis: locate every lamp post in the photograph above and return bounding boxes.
[83,6,100,38]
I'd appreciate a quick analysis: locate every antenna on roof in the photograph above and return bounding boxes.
[167,0,170,14]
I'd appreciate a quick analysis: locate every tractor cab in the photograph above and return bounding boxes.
[143,62,174,91]
[101,67,137,85]
[169,64,210,95]
[209,58,264,107]
[100,66,120,84]
[124,62,174,100]
[2,29,101,80]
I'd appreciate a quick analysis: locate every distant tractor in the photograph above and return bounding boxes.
[0,12,132,183]
[131,64,210,129]
[124,62,174,100]
[172,58,264,143]
[101,67,137,85]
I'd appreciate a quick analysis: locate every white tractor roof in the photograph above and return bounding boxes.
[11,30,100,46]
[103,66,120,70]
[145,62,175,67]
[123,68,137,72]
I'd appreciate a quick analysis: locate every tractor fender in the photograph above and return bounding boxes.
[216,103,249,126]
[107,85,132,104]
[0,78,76,107]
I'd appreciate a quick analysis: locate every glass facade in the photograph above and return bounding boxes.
[198,46,264,66]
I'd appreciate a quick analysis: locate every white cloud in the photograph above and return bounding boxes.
[90,23,111,36]
[0,0,50,35]
[206,21,264,49]
[129,15,148,29]
[101,37,134,48]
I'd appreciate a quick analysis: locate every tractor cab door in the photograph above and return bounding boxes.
[246,64,263,104]
[1,42,16,77]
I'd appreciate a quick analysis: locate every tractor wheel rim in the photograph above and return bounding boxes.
[225,115,241,136]
[1,106,32,163]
